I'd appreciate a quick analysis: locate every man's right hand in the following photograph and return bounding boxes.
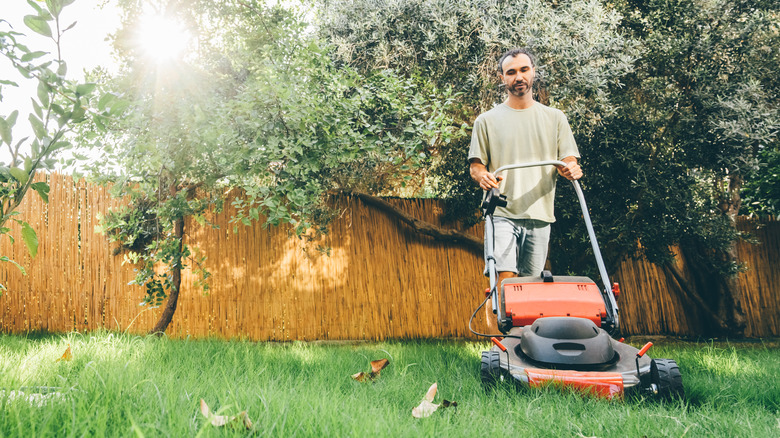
[470,161,503,190]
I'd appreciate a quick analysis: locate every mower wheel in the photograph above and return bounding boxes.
[651,358,684,400]
[480,350,504,387]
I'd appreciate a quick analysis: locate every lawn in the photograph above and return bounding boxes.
[0,332,777,437]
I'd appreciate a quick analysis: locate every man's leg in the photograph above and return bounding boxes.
[483,217,521,328]
[484,216,521,279]
[516,219,551,277]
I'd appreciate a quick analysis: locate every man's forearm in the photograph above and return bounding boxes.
[470,161,488,184]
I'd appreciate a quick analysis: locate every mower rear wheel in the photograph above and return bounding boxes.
[480,350,504,387]
[651,358,684,400]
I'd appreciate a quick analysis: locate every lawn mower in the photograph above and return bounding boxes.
[473,161,683,400]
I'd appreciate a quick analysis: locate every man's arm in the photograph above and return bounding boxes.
[469,159,503,190]
[556,156,583,180]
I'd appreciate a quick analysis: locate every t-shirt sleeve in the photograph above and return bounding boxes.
[556,111,580,160]
[468,116,489,165]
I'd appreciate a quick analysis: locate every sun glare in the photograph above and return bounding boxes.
[136,14,191,62]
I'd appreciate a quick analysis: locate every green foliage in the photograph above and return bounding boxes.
[553,0,780,276]
[18,220,38,258]
[742,146,780,216]
[224,64,457,234]
[202,1,459,232]
[96,191,216,306]
[0,0,114,292]
[96,200,160,255]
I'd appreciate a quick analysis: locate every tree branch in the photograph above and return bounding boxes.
[337,189,483,254]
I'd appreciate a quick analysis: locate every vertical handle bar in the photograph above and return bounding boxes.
[492,161,619,329]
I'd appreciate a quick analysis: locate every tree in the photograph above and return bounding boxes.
[93,0,455,334]
[90,0,256,334]
[584,0,780,334]
[0,0,107,292]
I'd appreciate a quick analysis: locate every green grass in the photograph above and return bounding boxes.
[0,332,778,437]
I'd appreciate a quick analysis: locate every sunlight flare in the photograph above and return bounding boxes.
[136,13,191,62]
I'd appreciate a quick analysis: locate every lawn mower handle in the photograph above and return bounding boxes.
[489,160,620,330]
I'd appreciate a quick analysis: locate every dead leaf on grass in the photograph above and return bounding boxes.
[351,358,390,382]
[56,345,72,362]
[1,390,66,407]
[199,399,253,429]
[411,383,458,418]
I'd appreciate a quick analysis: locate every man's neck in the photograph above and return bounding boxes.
[504,95,535,110]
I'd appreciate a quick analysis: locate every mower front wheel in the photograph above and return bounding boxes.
[651,358,684,400]
[480,350,504,387]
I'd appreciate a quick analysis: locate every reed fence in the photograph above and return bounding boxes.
[614,217,780,337]
[0,174,777,339]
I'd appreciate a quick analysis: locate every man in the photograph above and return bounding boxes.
[468,48,583,288]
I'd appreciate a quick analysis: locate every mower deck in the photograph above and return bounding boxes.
[486,328,653,398]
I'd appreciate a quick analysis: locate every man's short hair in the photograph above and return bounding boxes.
[497,48,536,74]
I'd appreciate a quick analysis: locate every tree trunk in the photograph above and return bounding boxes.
[665,172,747,336]
[720,172,747,333]
[663,259,729,333]
[150,216,185,335]
[720,242,747,334]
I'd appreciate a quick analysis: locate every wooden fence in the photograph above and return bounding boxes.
[614,217,780,337]
[0,174,777,339]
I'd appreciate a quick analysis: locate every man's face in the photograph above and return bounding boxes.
[500,54,534,98]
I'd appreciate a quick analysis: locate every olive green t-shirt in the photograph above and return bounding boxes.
[468,102,580,222]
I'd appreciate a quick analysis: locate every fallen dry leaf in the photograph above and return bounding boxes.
[351,371,369,382]
[351,358,390,382]
[1,390,66,407]
[199,399,253,429]
[411,383,458,418]
[424,382,437,402]
[370,359,389,374]
[56,345,72,362]
[412,399,439,418]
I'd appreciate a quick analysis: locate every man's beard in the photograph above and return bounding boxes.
[508,80,531,97]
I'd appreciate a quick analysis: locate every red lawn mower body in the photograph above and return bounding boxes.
[478,162,683,400]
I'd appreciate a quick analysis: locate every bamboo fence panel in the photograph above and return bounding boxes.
[0,174,165,334]
[612,247,699,336]
[735,216,780,337]
[161,192,489,340]
[0,174,777,339]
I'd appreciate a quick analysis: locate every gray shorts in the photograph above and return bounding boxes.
[484,216,551,277]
